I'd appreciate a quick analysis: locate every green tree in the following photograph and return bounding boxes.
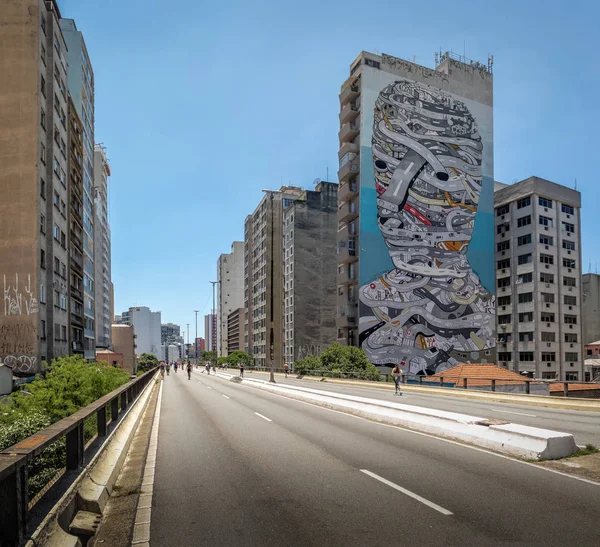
[217,356,228,366]
[293,355,321,374]
[137,353,159,373]
[227,351,252,367]
[201,350,217,362]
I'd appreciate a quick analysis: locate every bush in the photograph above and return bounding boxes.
[295,344,380,380]
[137,353,159,373]
[227,351,252,367]
[293,355,321,375]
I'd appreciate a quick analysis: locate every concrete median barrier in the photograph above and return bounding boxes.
[221,373,578,461]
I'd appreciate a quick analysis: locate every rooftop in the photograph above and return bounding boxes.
[428,363,535,386]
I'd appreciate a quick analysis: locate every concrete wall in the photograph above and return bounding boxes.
[582,273,600,345]
[111,324,135,374]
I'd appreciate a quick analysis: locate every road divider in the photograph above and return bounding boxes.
[215,373,578,461]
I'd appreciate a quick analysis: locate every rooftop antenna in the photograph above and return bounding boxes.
[326,166,329,181]
[313,178,321,187]
[574,178,578,190]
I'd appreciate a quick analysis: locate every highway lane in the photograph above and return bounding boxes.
[150,370,600,546]
[237,370,600,446]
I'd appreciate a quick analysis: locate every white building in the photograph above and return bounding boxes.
[217,242,245,356]
[167,344,179,364]
[93,145,112,349]
[204,313,217,352]
[120,306,161,358]
[495,177,583,381]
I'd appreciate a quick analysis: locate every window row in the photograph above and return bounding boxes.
[498,313,578,324]
[497,294,576,306]
[496,198,575,216]
[498,352,579,362]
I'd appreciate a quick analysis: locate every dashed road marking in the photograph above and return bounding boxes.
[254,412,272,422]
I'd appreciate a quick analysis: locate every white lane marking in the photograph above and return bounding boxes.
[206,386,212,390]
[360,469,453,516]
[492,409,537,418]
[254,412,272,422]
[404,161,414,174]
[222,394,230,400]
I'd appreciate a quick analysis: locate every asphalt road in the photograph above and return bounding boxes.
[238,370,600,447]
[150,369,600,547]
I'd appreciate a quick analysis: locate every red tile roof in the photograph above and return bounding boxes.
[428,363,533,387]
[549,383,600,392]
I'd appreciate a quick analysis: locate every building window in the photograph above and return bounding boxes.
[365,58,380,68]
[539,215,553,227]
[41,16,46,34]
[40,178,46,199]
[53,224,60,241]
[40,319,46,339]
[496,204,509,216]
[519,352,534,362]
[498,352,512,362]
[540,272,554,283]
[565,353,578,362]
[563,277,576,287]
[40,284,46,304]
[539,197,553,208]
[518,292,533,304]
[517,197,531,209]
[539,235,553,245]
[40,248,46,269]
[497,259,510,270]
[53,190,60,208]
[519,332,534,342]
[498,314,511,325]
[541,292,554,303]
[541,332,555,342]
[564,295,576,306]
[498,296,511,306]
[517,215,531,228]
[564,315,577,325]
[566,372,579,381]
[40,214,46,234]
[497,241,510,252]
[542,372,557,379]
[541,352,556,361]
[518,253,532,265]
[519,312,533,322]
[517,234,531,246]
[497,222,510,234]
[497,277,510,288]
[40,107,46,130]
[518,272,533,284]
[565,333,578,343]
[562,222,575,233]
[541,312,554,323]
[540,254,554,265]
[562,258,575,269]
[562,240,575,251]
[40,142,46,164]
[561,204,574,215]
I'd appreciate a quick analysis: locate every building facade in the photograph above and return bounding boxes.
[112,323,135,374]
[336,51,496,375]
[195,337,205,355]
[204,313,217,352]
[495,177,583,381]
[582,273,600,346]
[227,308,244,353]
[0,0,72,374]
[119,306,161,358]
[93,145,111,349]
[60,18,96,360]
[283,182,338,366]
[244,186,304,368]
[217,242,244,356]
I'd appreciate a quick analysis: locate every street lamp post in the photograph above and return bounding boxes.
[194,310,199,363]
[186,324,190,360]
[210,281,218,372]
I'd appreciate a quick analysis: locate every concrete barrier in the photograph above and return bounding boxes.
[221,374,578,461]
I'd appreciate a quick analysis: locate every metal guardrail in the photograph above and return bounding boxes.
[0,367,157,547]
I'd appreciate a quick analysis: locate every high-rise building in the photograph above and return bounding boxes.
[67,95,85,356]
[119,306,161,358]
[227,308,244,354]
[217,242,244,356]
[244,186,304,368]
[161,322,184,359]
[495,177,583,381]
[195,337,205,355]
[336,51,496,375]
[283,182,338,366]
[582,273,600,346]
[93,145,111,349]
[112,323,135,374]
[60,18,95,360]
[204,313,217,352]
[0,0,73,374]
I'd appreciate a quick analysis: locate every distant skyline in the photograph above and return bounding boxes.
[60,0,600,340]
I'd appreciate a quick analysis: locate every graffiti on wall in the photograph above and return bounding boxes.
[359,80,495,374]
[3,274,38,316]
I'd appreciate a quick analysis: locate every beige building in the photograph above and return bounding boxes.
[112,324,135,374]
[495,177,583,381]
[0,0,71,374]
[227,308,244,353]
[217,242,244,356]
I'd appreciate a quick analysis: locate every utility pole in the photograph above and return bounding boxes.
[194,310,199,363]
[186,324,190,360]
[210,281,218,372]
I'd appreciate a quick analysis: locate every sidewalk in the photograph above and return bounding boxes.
[241,370,600,412]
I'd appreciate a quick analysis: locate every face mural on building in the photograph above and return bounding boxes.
[359,79,495,374]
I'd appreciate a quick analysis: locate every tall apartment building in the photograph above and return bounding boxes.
[60,18,95,360]
[244,186,304,368]
[283,182,338,366]
[93,145,111,349]
[495,177,583,381]
[204,313,217,352]
[0,0,73,374]
[336,51,496,375]
[217,242,244,356]
[227,308,244,353]
[67,95,85,355]
[582,273,600,345]
[119,306,161,358]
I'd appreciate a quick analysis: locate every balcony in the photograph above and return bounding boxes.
[337,312,357,329]
[339,200,358,223]
[338,241,357,263]
[340,83,360,105]
[339,102,360,124]
[338,222,357,242]
[338,179,359,203]
[339,121,360,144]
[338,141,359,159]
[338,266,357,285]
[338,161,359,184]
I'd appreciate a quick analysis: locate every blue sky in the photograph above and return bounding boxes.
[60,0,599,341]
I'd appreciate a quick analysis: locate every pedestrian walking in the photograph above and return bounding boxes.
[187,361,192,380]
[392,364,403,396]
[283,362,289,378]
[239,362,244,378]
[160,362,165,380]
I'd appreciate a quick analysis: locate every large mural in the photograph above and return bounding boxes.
[359,78,495,374]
